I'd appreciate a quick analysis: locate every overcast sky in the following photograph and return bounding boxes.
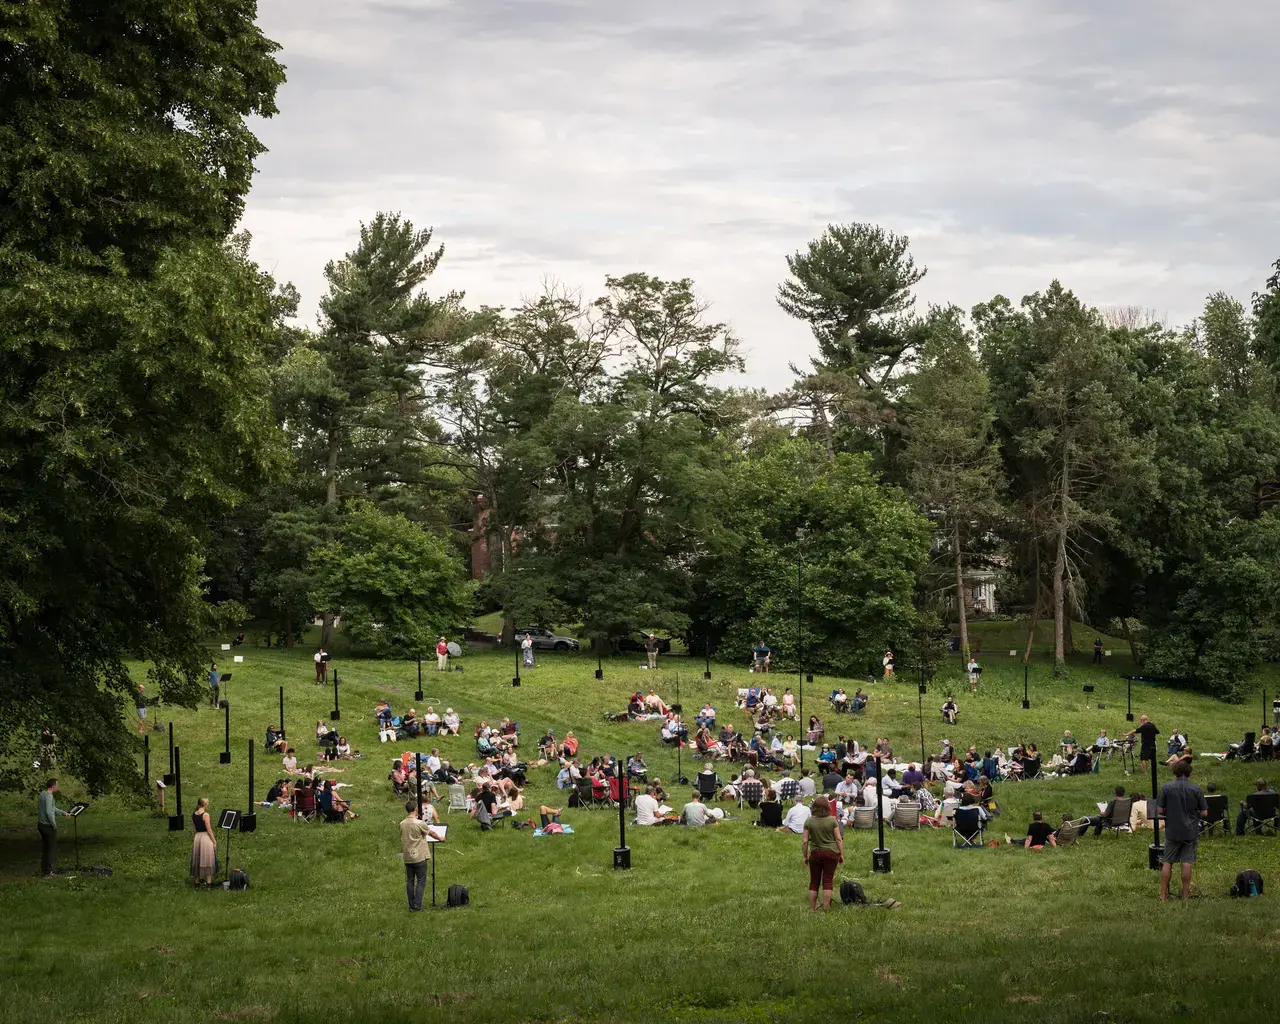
[243,0,1280,390]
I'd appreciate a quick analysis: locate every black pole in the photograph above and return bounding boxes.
[415,750,423,820]
[1264,688,1269,734]
[676,670,683,784]
[1149,749,1162,870]
[704,637,711,680]
[168,722,174,776]
[613,759,630,869]
[917,667,926,766]
[330,669,340,721]
[1022,662,1030,710]
[873,754,890,872]
[416,655,424,702]
[168,746,183,830]
[1126,678,1134,722]
[143,734,150,792]
[595,649,603,681]
[513,640,521,688]
[279,686,285,738]
[248,740,255,805]
[220,701,231,764]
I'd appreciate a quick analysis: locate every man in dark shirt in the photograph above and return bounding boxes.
[821,768,843,793]
[1092,637,1103,664]
[1156,760,1208,901]
[1127,715,1160,772]
[1021,810,1057,849]
[1086,785,1126,836]
[1236,778,1278,835]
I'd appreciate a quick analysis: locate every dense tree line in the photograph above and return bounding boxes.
[5,2,1280,794]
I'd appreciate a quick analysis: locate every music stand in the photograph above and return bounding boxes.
[68,803,89,870]
[426,824,448,907]
[218,809,240,885]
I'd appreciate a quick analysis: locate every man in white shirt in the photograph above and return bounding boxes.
[635,787,663,825]
[779,796,810,834]
[425,750,442,775]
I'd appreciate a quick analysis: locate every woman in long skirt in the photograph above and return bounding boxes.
[522,633,535,668]
[190,796,216,887]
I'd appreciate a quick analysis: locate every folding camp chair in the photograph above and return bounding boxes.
[1242,792,1280,836]
[738,778,765,809]
[852,806,876,829]
[694,773,719,801]
[1099,796,1133,836]
[892,800,921,830]
[1200,794,1229,836]
[1055,818,1086,847]
[446,782,468,814]
[952,806,985,848]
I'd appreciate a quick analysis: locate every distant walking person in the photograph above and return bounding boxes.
[136,683,149,735]
[314,647,325,684]
[400,799,442,911]
[208,663,220,708]
[645,634,659,670]
[190,797,216,888]
[1092,638,1104,664]
[1156,760,1207,902]
[522,633,535,668]
[37,778,70,877]
[436,636,449,671]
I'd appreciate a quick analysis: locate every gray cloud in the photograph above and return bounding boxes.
[243,1,1280,386]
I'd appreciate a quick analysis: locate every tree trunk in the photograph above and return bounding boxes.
[321,424,340,648]
[1064,613,1075,656]
[501,615,515,647]
[953,522,969,662]
[284,609,293,649]
[1022,547,1040,664]
[1052,457,1070,677]
[1121,617,1144,666]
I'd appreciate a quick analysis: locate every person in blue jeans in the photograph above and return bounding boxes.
[399,801,442,911]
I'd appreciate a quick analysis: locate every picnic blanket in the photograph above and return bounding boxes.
[533,825,575,837]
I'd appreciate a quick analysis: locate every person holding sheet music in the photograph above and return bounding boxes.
[36,778,71,877]
[400,800,444,911]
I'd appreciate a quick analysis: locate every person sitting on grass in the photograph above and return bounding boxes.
[627,751,649,780]
[781,688,797,718]
[1007,810,1057,849]
[442,708,461,735]
[265,725,287,753]
[335,736,354,759]
[282,748,301,774]
[265,779,292,808]
[816,744,836,771]
[561,731,579,759]
[757,788,784,828]
[681,791,716,827]
[718,774,741,802]
[778,795,811,834]
[470,781,499,830]
[635,785,676,826]
[806,715,824,747]
[850,688,868,713]
[644,690,669,715]
[538,805,564,829]
[940,698,958,725]
[780,734,800,767]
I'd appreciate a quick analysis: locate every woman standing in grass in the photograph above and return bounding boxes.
[801,795,843,911]
[190,797,216,888]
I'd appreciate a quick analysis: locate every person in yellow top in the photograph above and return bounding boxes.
[400,800,443,911]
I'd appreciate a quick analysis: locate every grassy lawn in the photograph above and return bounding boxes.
[3,642,1279,1023]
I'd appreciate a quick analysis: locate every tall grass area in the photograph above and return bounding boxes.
[2,639,1279,1023]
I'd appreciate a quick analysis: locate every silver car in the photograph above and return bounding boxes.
[514,627,579,651]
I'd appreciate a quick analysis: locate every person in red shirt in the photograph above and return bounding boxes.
[436,636,449,671]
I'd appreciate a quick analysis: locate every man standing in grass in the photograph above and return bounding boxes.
[37,778,70,877]
[400,800,442,912]
[1127,715,1160,774]
[208,662,220,708]
[1157,760,1207,902]
[645,634,659,670]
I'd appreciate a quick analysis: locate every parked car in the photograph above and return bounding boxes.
[511,626,580,651]
[615,631,672,654]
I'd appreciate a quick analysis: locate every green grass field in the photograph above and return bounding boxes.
[3,635,1280,1024]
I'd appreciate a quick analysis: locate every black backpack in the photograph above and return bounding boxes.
[840,879,868,905]
[1230,870,1263,898]
[447,884,469,907]
[229,869,249,891]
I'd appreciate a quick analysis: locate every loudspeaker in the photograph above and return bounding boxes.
[219,752,231,764]
[511,677,520,688]
[613,846,631,869]
[447,884,469,907]
[329,709,340,721]
[239,812,257,833]
[918,684,927,695]
[168,814,184,831]
[806,673,813,683]
[1021,699,1030,709]
[1083,685,1095,693]
[1148,844,1164,871]
[162,773,175,786]
[1097,703,1106,710]
[595,669,603,680]
[872,848,892,873]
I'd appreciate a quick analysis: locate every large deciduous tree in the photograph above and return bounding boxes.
[0,0,285,793]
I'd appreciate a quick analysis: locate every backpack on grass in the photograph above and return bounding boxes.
[1230,870,1264,898]
[840,880,868,905]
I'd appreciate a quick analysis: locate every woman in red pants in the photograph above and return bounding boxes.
[802,795,844,910]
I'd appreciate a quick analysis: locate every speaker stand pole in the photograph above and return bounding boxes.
[431,852,437,908]
[73,812,81,871]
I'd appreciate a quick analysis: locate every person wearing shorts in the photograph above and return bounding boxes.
[136,684,148,735]
[801,795,844,911]
[1128,715,1159,773]
[1156,759,1207,902]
